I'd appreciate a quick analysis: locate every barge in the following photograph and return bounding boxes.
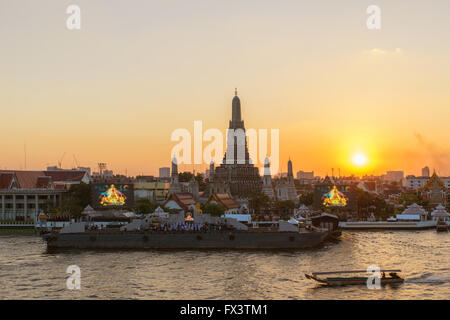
[42,211,329,249]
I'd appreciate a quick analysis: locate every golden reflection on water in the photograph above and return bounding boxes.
[0,231,448,299]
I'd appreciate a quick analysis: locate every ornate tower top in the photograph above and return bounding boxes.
[264,157,271,177]
[287,159,293,178]
[231,93,242,124]
[171,156,178,177]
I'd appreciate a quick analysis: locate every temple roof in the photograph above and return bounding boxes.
[431,204,450,217]
[400,203,428,216]
[208,192,240,210]
[420,172,447,191]
[164,192,196,211]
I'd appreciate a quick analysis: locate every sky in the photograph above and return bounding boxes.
[1,0,450,177]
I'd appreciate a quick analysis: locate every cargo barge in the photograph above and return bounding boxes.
[43,229,328,250]
[41,209,331,250]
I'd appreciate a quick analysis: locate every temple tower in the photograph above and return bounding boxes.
[262,157,275,199]
[212,90,262,199]
[169,157,181,194]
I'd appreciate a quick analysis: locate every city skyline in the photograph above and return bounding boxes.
[1,1,450,177]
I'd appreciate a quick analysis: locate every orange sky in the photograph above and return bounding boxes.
[1,1,449,177]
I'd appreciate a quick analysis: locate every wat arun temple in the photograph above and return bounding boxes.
[205,90,297,202]
[208,90,263,199]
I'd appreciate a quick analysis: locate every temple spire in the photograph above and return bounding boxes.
[230,89,243,128]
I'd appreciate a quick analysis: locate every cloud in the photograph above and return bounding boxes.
[362,48,402,56]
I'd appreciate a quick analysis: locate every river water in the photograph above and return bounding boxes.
[0,230,448,299]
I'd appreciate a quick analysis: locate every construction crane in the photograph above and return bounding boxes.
[73,154,80,169]
[58,152,66,169]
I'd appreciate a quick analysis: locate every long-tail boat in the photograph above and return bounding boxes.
[305,270,404,286]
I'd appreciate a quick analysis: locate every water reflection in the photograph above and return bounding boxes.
[0,230,448,299]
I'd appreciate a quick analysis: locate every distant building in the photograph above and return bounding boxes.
[406,175,450,190]
[297,171,314,180]
[0,170,89,221]
[159,167,170,178]
[274,159,298,203]
[419,172,448,206]
[297,170,315,185]
[168,157,182,194]
[383,171,404,182]
[206,193,240,214]
[261,157,275,200]
[163,192,196,212]
[134,182,170,202]
[422,166,430,178]
[136,175,155,182]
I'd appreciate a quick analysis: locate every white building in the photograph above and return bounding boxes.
[406,175,450,190]
[0,170,89,221]
[397,203,428,221]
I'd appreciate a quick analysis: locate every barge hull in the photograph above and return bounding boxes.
[44,231,327,249]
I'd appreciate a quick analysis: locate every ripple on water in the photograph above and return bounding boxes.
[0,231,449,299]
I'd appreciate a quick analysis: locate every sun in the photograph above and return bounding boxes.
[352,153,368,166]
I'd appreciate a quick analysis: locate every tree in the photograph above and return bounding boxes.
[203,203,225,217]
[178,172,194,182]
[299,192,314,206]
[248,191,270,213]
[134,198,158,214]
[354,188,395,220]
[274,200,295,212]
[195,173,207,191]
[59,182,91,217]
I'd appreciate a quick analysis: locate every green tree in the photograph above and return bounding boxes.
[248,191,270,213]
[134,198,158,214]
[203,203,225,217]
[273,200,296,217]
[59,182,91,217]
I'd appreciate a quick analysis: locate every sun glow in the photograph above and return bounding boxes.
[352,153,368,167]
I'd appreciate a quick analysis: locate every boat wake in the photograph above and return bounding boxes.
[406,273,450,284]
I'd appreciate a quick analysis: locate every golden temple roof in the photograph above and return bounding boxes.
[420,171,447,191]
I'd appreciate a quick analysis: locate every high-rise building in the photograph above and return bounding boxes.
[159,167,170,178]
[422,166,430,177]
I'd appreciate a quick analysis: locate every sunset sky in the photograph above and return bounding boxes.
[1,0,450,177]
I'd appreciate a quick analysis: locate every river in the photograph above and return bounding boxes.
[0,230,448,299]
